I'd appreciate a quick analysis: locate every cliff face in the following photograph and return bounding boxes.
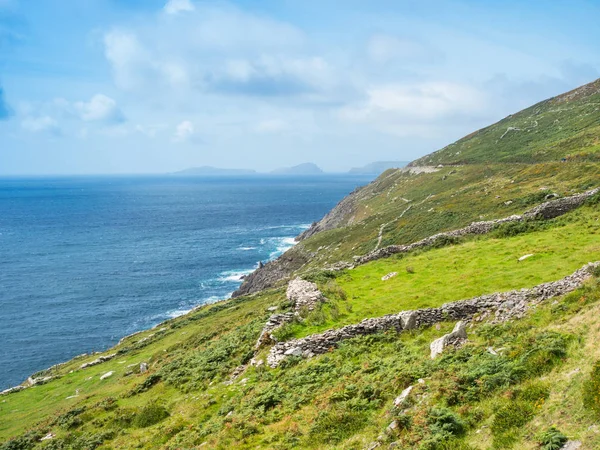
[231,249,309,297]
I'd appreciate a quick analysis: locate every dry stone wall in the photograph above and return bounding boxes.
[354,188,599,266]
[267,262,599,367]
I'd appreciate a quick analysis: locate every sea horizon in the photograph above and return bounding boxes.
[0,174,373,389]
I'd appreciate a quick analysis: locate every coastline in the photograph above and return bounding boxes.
[1,225,308,394]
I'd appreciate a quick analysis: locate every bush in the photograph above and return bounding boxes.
[133,402,170,428]
[537,427,568,450]
[427,407,466,438]
[583,360,600,417]
[491,401,534,434]
[309,407,367,443]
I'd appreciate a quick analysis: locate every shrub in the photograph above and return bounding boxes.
[491,401,534,434]
[133,402,170,428]
[309,407,367,443]
[583,360,600,417]
[406,266,415,274]
[0,431,44,450]
[126,374,161,397]
[427,407,466,438]
[537,427,568,450]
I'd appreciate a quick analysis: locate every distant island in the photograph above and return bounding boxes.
[173,161,409,177]
[348,161,409,175]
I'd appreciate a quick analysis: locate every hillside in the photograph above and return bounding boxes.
[2,80,600,450]
[348,161,409,175]
[410,78,600,166]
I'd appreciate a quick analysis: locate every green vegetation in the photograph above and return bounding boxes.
[2,79,600,449]
[289,205,600,337]
[411,79,600,165]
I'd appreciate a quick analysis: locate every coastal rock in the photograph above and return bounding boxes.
[382,272,398,281]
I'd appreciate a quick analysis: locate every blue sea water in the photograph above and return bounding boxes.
[0,174,371,389]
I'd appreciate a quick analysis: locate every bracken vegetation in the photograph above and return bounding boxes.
[2,78,600,449]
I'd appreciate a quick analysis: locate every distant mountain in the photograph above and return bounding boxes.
[348,161,409,175]
[270,163,324,175]
[173,166,257,176]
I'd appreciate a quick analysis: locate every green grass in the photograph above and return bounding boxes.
[286,206,600,338]
[294,162,600,271]
[411,79,600,166]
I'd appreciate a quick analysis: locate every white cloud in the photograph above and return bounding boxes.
[340,82,487,137]
[21,116,60,134]
[173,120,195,142]
[75,94,124,124]
[164,0,195,15]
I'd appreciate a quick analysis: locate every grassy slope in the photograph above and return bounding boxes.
[291,162,600,272]
[1,202,599,449]
[3,81,600,449]
[287,206,600,338]
[410,78,600,165]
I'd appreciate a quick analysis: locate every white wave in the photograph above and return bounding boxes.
[238,246,257,251]
[218,268,254,283]
[257,223,312,231]
[268,236,298,260]
[165,308,193,319]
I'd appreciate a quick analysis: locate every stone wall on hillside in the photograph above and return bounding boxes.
[267,262,599,367]
[354,187,599,266]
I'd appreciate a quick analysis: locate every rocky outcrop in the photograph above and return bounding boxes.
[232,251,309,298]
[267,262,598,367]
[296,187,363,241]
[430,321,467,358]
[287,278,325,313]
[354,187,599,266]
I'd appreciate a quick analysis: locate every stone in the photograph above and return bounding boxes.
[430,321,467,358]
[394,385,414,407]
[399,311,417,330]
[518,254,534,262]
[286,278,325,313]
[381,272,398,281]
[386,420,398,434]
[561,441,582,450]
[100,371,114,380]
[266,261,599,367]
[284,347,302,357]
[81,353,117,369]
[40,433,55,441]
[267,306,278,312]
[140,362,148,374]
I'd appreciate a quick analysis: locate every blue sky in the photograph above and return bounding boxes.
[1,0,599,174]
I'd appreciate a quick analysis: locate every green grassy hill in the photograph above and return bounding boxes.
[2,80,600,450]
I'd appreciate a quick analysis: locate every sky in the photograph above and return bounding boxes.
[0,0,599,175]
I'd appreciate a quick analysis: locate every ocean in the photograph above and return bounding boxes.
[0,174,372,390]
